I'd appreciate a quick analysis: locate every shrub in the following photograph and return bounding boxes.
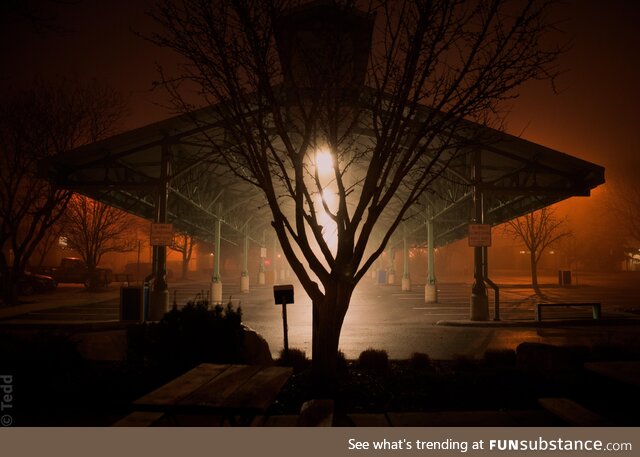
[336,350,349,373]
[451,354,476,372]
[129,298,245,374]
[409,352,432,371]
[357,348,389,371]
[483,349,517,367]
[277,348,309,370]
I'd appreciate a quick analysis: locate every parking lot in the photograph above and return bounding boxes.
[2,271,640,360]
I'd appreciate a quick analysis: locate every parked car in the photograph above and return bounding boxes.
[32,257,112,287]
[18,272,57,295]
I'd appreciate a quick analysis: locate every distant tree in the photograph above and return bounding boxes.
[62,195,137,288]
[150,0,564,381]
[169,232,196,279]
[0,78,124,304]
[607,165,640,253]
[32,219,67,268]
[504,207,571,291]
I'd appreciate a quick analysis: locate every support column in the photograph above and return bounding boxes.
[210,203,223,305]
[470,151,489,321]
[425,211,438,303]
[387,247,395,285]
[258,231,266,285]
[401,226,411,291]
[149,142,170,321]
[272,235,279,283]
[240,222,249,293]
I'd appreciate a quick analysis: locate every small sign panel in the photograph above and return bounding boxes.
[274,284,294,305]
[150,223,174,246]
[260,247,267,258]
[468,224,492,247]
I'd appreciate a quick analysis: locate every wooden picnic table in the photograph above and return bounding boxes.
[132,363,293,426]
[584,361,640,388]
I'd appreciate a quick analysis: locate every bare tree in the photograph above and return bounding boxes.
[504,207,571,291]
[0,78,124,304]
[63,195,137,288]
[169,232,196,279]
[149,0,563,380]
[607,165,640,252]
[32,218,67,268]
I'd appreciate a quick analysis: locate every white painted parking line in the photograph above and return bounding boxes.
[30,312,111,316]
[413,307,467,310]
[423,313,468,316]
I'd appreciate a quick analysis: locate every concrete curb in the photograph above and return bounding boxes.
[435,316,640,328]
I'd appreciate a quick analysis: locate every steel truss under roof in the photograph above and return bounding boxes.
[45,98,604,253]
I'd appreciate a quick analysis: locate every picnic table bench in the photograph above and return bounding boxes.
[537,397,612,426]
[119,363,293,426]
[535,302,601,322]
[584,361,640,388]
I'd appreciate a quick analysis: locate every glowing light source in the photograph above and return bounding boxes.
[315,150,333,177]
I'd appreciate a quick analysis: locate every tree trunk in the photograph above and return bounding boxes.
[530,252,539,292]
[182,253,188,279]
[1,271,18,305]
[1,256,21,305]
[311,279,353,388]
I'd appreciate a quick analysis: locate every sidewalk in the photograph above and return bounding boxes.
[0,285,119,321]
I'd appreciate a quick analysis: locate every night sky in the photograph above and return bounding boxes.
[2,0,639,175]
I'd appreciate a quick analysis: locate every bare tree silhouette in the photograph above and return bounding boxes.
[63,195,138,288]
[169,232,196,279]
[149,0,564,381]
[504,207,571,293]
[0,78,123,304]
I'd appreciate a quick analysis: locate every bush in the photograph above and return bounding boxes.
[336,350,349,373]
[357,348,389,372]
[452,354,476,372]
[483,349,516,367]
[129,298,245,374]
[409,352,432,371]
[277,348,309,371]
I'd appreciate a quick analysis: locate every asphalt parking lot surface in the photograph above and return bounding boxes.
[3,271,640,359]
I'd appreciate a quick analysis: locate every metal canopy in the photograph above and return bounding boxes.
[45,99,604,252]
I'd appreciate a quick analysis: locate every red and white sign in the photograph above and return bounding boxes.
[150,223,174,246]
[468,224,492,247]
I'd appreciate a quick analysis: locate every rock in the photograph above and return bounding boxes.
[241,325,273,365]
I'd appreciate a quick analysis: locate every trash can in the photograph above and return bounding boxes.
[377,269,387,284]
[558,270,572,286]
[120,285,147,321]
[142,282,150,321]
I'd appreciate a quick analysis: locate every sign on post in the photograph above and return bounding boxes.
[468,224,492,247]
[274,285,294,359]
[150,223,174,246]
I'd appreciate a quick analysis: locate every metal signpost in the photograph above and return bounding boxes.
[468,223,492,247]
[273,284,294,359]
[150,223,174,246]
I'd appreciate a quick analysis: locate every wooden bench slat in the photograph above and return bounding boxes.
[112,411,165,427]
[178,364,262,409]
[224,366,294,412]
[538,397,612,426]
[133,363,227,407]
